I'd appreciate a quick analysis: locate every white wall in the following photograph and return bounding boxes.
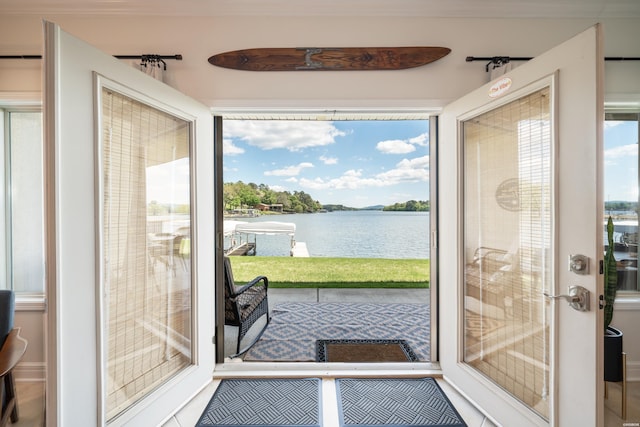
[15,302,46,381]
[1,13,640,381]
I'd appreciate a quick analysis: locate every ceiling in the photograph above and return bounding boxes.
[1,0,640,18]
[2,0,638,119]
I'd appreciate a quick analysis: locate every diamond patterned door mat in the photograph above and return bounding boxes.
[335,378,467,427]
[195,378,322,427]
[316,339,418,362]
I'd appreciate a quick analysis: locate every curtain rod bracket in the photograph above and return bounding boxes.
[466,56,533,72]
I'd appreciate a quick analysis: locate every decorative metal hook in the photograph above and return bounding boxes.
[485,56,511,72]
[295,48,342,70]
[140,54,168,70]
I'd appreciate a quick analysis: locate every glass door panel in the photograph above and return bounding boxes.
[100,87,193,421]
[463,87,552,419]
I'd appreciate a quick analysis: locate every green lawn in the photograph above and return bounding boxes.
[228,256,429,288]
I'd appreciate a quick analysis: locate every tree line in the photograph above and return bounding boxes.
[224,181,430,213]
[605,201,638,212]
[382,200,430,211]
[224,181,323,213]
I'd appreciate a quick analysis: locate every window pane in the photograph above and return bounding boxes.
[463,87,551,420]
[100,88,192,421]
[7,111,44,293]
[604,114,639,292]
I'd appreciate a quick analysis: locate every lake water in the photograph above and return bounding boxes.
[233,210,430,259]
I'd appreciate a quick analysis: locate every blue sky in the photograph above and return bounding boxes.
[604,120,639,202]
[223,120,430,208]
[147,119,636,207]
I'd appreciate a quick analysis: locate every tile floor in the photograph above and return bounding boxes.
[11,372,640,426]
[11,381,45,427]
[605,380,640,425]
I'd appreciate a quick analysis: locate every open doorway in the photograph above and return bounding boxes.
[219,116,435,363]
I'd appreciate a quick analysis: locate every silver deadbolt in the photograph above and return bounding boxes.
[569,254,589,275]
[544,285,590,311]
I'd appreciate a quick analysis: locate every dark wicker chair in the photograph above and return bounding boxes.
[224,257,270,355]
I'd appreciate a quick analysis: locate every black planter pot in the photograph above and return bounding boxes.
[604,326,623,382]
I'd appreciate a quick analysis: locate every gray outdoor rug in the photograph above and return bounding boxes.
[336,378,467,427]
[195,378,321,427]
[244,302,429,362]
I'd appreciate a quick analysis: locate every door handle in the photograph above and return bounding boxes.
[544,285,590,311]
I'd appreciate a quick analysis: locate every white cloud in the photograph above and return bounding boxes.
[299,170,384,190]
[409,132,429,146]
[376,132,429,154]
[377,166,428,182]
[397,155,429,169]
[605,143,636,160]
[224,120,345,151]
[320,155,338,165]
[298,177,330,190]
[377,155,429,182]
[604,121,626,129]
[298,155,429,191]
[265,162,314,176]
[223,138,244,155]
[376,139,415,154]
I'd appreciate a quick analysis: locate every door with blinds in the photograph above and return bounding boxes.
[439,26,603,426]
[43,22,215,426]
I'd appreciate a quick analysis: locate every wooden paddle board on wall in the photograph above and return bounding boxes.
[208,46,451,71]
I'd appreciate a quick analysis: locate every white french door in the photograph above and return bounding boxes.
[43,22,215,426]
[439,25,604,426]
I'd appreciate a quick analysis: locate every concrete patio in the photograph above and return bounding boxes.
[269,287,430,306]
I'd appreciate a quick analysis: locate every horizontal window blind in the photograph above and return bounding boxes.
[463,87,551,420]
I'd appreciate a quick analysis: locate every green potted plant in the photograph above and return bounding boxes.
[604,215,623,382]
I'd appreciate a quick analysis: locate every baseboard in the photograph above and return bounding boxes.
[15,362,46,382]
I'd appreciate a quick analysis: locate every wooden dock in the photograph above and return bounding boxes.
[226,242,256,256]
[226,241,309,257]
[291,242,309,257]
